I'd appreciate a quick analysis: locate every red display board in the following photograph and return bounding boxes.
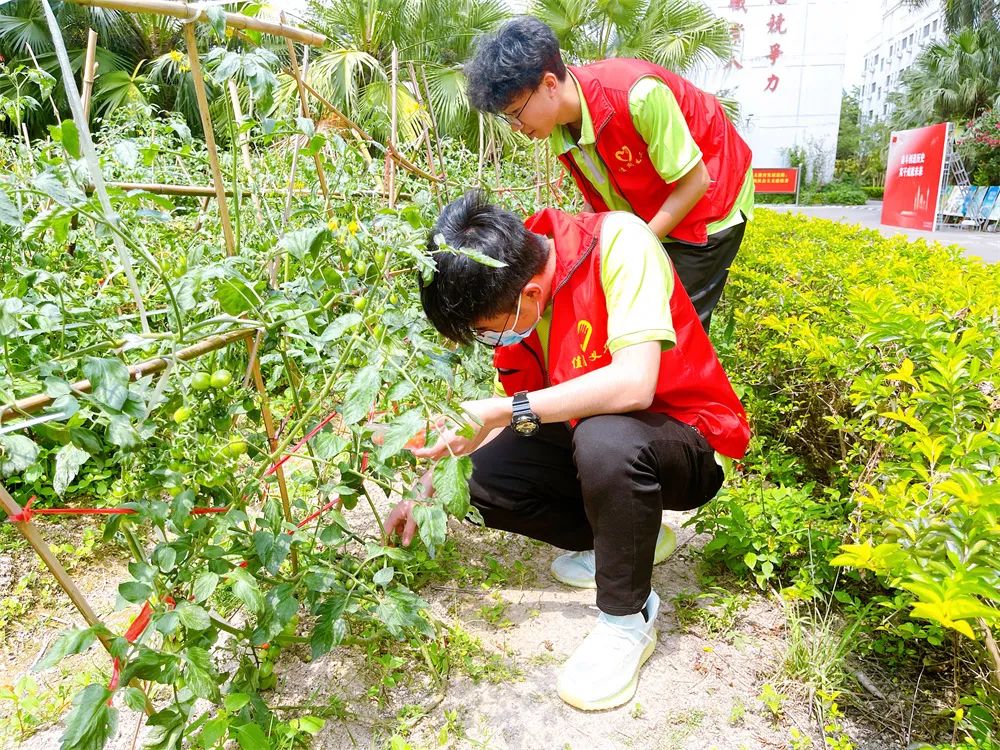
[753,168,800,194]
[881,123,949,232]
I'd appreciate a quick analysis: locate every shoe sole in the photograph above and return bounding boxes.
[557,628,658,711]
[550,527,677,590]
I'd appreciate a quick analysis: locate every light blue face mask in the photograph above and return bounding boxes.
[474,294,541,347]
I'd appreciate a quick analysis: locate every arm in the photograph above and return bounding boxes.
[411,341,661,460]
[646,160,710,240]
[629,78,709,240]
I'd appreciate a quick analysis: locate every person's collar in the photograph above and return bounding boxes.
[550,71,596,155]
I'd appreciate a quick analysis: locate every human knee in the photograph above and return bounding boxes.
[572,415,645,486]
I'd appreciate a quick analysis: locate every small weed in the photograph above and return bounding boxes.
[0,666,106,743]
[671,586,749,639]
[781,600,860,697]
[476,593,512,629]
[655,710,706,750]
[631,701,645,719]
[758,682,786,719]
[439,624,521,684]
[728,697,746,726]
[436,709,465,746]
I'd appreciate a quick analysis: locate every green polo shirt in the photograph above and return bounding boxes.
[550,74,754,240]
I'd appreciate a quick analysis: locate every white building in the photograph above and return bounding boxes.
[859,1,946,122]
[691,0,850,182]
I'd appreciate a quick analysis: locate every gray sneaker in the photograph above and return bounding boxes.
[557,590,660,710]
[550,523,677,589]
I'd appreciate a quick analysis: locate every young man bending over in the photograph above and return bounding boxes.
[385,191,750,710]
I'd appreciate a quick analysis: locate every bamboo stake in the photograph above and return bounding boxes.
[25,43,61,121]
[227,80,263,221]
[184,22,236,257]
[249,357,298,576]
[282,129,303,228]
[66,0,325,46]
[0,483,112,651]
[40,0,150,334]
[192,196,211,234]
[81,29,99,120]
[0,329,255,423]
[298,79,440,183]
[407,62,442,206]
[420,65,447,188]
[385,45,399,208]
[282,18,329,211]
[1,483,156,716]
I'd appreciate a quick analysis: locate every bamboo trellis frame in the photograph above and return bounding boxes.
[66,0,326,47]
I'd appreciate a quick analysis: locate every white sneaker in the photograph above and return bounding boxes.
[550,523,677,589]
[557,590,660,711]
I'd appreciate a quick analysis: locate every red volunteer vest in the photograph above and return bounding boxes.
[493,209,751,458]
[559,59,752,246]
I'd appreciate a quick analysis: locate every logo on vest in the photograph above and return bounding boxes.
[613,145,643,174]
[571,320,609,370]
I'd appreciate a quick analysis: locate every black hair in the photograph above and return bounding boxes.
[420,190,549,344]
[465,16,567,114]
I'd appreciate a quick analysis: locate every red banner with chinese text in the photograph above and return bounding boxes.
[881,123,949,232]
[752,168,799,194]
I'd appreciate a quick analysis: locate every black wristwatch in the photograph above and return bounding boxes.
[510,391,540,437]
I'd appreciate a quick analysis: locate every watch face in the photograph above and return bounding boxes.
[514,418,539,436]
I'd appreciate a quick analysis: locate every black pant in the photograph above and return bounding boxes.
[468,412,724,615]
[664,216,747,334]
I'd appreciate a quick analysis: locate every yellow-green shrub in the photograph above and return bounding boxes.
[699,210,1000,656]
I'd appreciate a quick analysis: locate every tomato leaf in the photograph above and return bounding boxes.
[432,456,472,519]
[59,684,117,750]
[52,443,90,497]
[0,434,40,476]
[340,364,381,425]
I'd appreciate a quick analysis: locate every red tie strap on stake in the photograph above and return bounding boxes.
[108,596,176,700]
[8,496,231,524]
[265,407,340,477]
[294,496,342,530]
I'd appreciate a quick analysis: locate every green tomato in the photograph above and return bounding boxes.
[373,250,386,265]
[353,260,370,277]
[343,246,353,259]
[173,406,193,424]
[340,493,359,510]
[210,369,233,388]
[224,439,248,457]
[388,294,400,306]
[352,297,368,312]
[191,372,212,391]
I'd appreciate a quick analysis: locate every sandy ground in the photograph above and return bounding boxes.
[1,496,916,750]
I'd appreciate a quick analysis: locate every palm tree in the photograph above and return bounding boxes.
[888,24,1000,128]
[530,0,732,73]
[0,1,268,134]
[293,0,511,149]
[906,0,999,32]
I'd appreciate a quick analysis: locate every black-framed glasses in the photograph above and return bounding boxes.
[496,88,536,127]
[470,298,519,347]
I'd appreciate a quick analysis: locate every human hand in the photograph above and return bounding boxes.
[409,398,508,460]
[383,472,434,546]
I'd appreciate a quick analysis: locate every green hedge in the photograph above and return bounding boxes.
[697,210,1000,745]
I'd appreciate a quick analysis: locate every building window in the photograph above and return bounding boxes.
[932,19,938,31]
